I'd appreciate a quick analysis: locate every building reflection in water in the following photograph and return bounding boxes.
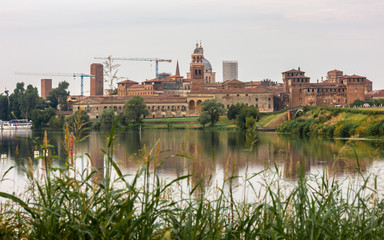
[1,129,383,195]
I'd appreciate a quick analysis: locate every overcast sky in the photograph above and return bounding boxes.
[1,0,383,96]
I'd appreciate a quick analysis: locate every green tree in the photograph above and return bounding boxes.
[198,113,211,128]
[98,108,116,130]
[47,81,70,110]
[20,84,41,119]
[9,82,25,118]
[0,94,9,120]
[199,99,226,127]
[30,108,56,129]
[227,103,244,120]
[236,105,260,129]
[65,110,91,129]
[123,96,149,124]
[49,115,65,128]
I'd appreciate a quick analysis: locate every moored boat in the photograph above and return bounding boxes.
[0,119,32,130]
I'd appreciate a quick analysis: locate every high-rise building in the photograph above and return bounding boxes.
[41,79,52,98]
[223,61,238,81]
[90,63,104,96]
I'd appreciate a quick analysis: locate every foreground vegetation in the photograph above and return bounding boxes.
[1,119,384,239]
[278,106,384,138]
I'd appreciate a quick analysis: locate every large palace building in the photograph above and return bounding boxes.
[72,44,373,119]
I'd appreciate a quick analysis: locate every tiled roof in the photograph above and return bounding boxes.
[327,69,343,73]
[144,78,172,83]
[118,79,138,84]
[76,95,187,105]
[190,87,274,94]
[282,69,305,74]
[343,74,366,78]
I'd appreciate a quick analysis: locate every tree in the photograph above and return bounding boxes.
[236,105,260,129]
[199,99,226,127]
[9,82,25,118]
[98,108,116,130]
[8,83,43,119]
[198,113,211,128]
[0,94,9,120]
[20,84,41,119]
[123,96,149,124]
[47,81,70,110]
[65,110,91,129]
[227,103,244,120]
[30,108,56,128]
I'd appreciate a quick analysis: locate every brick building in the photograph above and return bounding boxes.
[282,68,369,108]
[90,63,104,96]
[41,79,52,98]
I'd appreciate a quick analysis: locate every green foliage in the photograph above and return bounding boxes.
[123,96,149,124]
[97,108,116,130]
[367,120,384,136]
[47,81,70,110]
[199,99,226,127]
[335,122,359,138]
[8,83,44,120]
[227,103,244,120]
[3,82,47,121]
[0,94,10,120]
[198,113,211,128]
[30,108,56,129]
[48,115,65,128]
[236,105,260,129]
[65,110,91,129]
[278,118,320,136]
[349,98,384,108]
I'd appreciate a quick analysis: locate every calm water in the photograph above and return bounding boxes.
[1,128,384,196]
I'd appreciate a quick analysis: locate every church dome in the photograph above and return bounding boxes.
[193,47,203,54]
[203,58,212,70]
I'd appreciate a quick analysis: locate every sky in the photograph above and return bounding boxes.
[1,0,384,96]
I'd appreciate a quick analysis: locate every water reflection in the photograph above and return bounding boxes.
[1,129,384,194]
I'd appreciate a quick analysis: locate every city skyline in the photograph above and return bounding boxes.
[1,0,383,96]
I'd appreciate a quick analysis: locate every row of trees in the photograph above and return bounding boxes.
[198,100,260,129]
[93,96,149,130]
[0,81,70,127]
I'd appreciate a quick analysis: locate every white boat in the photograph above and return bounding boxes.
[0,119,32,130]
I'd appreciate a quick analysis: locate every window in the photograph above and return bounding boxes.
[268,97,271,101]
[256,98,258,101]
[246,94,248,96]
[237,94,240,96]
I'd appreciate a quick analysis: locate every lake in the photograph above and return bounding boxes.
[1,128,384,198]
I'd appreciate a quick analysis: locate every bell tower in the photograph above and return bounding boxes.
[190,42,205,91]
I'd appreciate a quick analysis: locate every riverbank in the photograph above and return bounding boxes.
[142,116,238,129]
[278,106,384,138]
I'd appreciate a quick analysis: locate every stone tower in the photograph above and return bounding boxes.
[190,43,205,92]
[90,63,104,96]
[41,79,52,98]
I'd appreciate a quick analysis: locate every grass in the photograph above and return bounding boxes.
[1,118,384,239]
[278,106,384,138]
[143,116,199,123]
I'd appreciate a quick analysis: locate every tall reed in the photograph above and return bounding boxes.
[0,119,384,239]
